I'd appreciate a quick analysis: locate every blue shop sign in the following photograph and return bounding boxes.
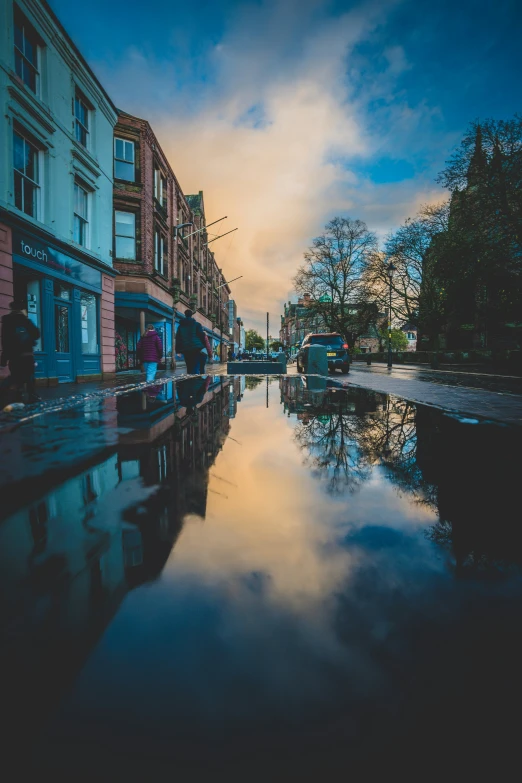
[13,231,102,289]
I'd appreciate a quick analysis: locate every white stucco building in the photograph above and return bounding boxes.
[0,0,118,384]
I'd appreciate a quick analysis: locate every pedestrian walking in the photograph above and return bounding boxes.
[0,299,41,404]
[137,324,163,382]
[175,309,211,374]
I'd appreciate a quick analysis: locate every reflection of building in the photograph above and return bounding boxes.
[0,0,118,385]
[0,375,232,744]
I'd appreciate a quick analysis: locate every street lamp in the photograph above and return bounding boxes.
[386,262,396,369]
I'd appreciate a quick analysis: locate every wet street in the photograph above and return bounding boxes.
[1,374,522,778]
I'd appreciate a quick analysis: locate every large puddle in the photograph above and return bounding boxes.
[1,375,521,775]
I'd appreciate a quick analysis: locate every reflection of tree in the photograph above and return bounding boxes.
[245,376,263,390]
[423,416,521,575]
[295,410,372,494]
[292,387,438,504]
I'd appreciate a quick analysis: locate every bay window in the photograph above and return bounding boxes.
[154,230,166,276]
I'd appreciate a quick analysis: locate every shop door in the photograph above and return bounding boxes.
[54,298,73,382]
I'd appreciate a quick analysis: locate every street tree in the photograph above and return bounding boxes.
[293,217,379,345]
[363,202,449,330]
[245,329,265,351]
[270,340,284,352]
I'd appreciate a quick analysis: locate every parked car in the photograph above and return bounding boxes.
[296,333,350,374]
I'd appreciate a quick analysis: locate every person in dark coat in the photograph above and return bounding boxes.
[137,324,163,382]
[0,299,41,403]
[175,309,211,374]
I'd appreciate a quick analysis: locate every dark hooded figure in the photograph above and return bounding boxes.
[175,309,211,374]
[0,299,41,403]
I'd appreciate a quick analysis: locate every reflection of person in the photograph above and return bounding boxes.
[177,375,211,413]
[0,300,41,403]
[137,324,163,382]
[176,309,211,374]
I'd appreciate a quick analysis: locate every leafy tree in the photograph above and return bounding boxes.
[245,329,265,351]
[293,217,379,345]
[270,340,284,351]
[378,327,409,351]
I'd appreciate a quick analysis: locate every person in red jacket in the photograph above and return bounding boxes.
[137,324,163,382]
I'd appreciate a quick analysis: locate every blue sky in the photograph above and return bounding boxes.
[49,0,522,330]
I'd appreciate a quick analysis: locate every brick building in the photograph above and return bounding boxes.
[112,114,234,371]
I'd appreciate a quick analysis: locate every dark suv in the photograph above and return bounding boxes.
[296,333,350,374]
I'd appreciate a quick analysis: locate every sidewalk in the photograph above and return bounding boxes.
[33,363,227,403]
[342,365,522,426]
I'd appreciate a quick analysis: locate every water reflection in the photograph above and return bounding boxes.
[0,375,240,754]
[0,375,521,775]
[280,376,520,574]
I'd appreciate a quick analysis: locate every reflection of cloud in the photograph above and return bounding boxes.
[89,0,444,332]
[165,398,438,616]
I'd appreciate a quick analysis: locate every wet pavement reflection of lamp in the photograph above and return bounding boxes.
[386,262,396,369]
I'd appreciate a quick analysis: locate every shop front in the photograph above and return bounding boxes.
[8,229,115,384]
[115,292,173,373]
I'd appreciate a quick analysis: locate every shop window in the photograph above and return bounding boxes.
[13,129,40,218]
[14,8,40,94]
[74,90,89,147]
[115,211,136,260]
[26,278,42,351]
[114,138,135,181]
[73,182,89,247]
[81,292,98,354]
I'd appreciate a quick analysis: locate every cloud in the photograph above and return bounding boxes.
[93,0,444,333]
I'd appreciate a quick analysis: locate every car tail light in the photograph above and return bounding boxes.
[343,343,349,349]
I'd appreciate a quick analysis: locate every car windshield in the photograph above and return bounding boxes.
[308,336,344,346]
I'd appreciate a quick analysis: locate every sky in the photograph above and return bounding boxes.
[49,0,522,334]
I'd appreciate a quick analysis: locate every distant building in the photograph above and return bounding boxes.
[401,323,418,352]
[0,0,118,384]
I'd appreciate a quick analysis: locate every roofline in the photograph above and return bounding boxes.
[40,0,118,114]
[115,110,193,211]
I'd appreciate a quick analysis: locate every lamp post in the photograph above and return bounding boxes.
[216,276,243,362]
[386,262,396,369]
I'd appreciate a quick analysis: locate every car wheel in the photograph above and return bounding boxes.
[342,364,349,373]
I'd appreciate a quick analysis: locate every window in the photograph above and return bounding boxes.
[154,230,166,276]
[73,182,89,247]
[13,130,39,218]
[154,169,167,207]
[14,10,39,93]
[114,138,135,180]
[81,292,98,354]
[74,91,89,146]
[407,332,415,340]
[115,211,136,259]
